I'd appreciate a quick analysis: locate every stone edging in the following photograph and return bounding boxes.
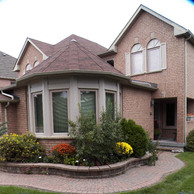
[0,153,152,179]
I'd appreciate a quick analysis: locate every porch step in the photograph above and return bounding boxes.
[153,140,185,153]
[157,146,184,153]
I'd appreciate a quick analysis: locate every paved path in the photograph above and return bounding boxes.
[0,152,185,194]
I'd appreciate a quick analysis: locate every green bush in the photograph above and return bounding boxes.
[69,111,122,165]
[120,118,149,158]
[0,122,7,136]
[0,133,45,162]
[186,130,194,152]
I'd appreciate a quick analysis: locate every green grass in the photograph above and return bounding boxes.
[0,186,60,194]
[121,152,194,194]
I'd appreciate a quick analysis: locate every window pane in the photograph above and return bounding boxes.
[148,47,160,72]
[52,91,68,133]
[131,51,143,74]
[81,91,96,117]
[106,93,115,119]
[166,103,175,126]
[34,94,44,133]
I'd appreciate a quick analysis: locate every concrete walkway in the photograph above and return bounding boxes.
[0,152,185,194]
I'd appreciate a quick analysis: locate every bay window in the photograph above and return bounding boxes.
[52,91,68,133]
[33,93,44,133]
[106,92,115,119]
[80,91,96,118]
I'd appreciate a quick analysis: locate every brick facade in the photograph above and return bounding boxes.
[18,43,43,78]
[108,11,189,143]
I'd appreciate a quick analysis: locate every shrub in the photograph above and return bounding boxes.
[50,143,76,162]
[0,133,45,162]
[0,122,7,136]
[186,130,194,152]
[69,111,122,165]
[120,118,149,158]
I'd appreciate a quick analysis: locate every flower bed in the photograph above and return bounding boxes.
[0,153,151,179]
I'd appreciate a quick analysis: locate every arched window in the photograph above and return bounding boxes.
[147,39,161,72]
[26,64,32,71]
[34,61,39,67]
[131,44,144,75]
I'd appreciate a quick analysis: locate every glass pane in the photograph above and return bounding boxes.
[166,103,175,126]
[106,93,115,119]
[148,47,160,72]
[34,94,44,133]
[131,51,143,74]
[81,91,96,117]
[52,91,68,133]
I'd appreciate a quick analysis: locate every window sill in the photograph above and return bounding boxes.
[35,134,72,139]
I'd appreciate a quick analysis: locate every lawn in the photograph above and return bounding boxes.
[121,152,194,194]
[0,152,193,194]
[0,186,60,194]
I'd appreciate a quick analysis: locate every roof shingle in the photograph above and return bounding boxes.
[0,51,17,79]
[23,38,122,77]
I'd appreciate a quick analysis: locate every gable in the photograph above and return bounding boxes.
[16,41,45,78]
[108,4,194,52]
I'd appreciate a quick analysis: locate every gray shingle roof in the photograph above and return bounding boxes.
[0,51,17,79]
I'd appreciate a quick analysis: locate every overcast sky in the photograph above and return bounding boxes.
[0,0,193,58]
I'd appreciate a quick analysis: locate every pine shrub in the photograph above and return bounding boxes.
[120,118,149,158]
[186,130,194,152]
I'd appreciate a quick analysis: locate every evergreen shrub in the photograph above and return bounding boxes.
[186,130,194,152]
[120,118,149,158]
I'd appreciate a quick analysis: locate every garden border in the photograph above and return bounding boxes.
[0,153,152,179]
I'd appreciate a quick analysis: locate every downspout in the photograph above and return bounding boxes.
[184,35,192,144]
[1,90,14,128]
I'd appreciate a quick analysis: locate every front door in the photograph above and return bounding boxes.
[154,99,177,141]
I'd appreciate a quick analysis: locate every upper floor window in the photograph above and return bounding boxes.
[147,39,161,72]
[131,44,144,75]
[34,61,39,67]
[125,39,166,76]
[26,63,32,71]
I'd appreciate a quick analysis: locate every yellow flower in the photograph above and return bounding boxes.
[116,142,133,155]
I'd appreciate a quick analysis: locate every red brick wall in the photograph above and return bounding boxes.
[0,79,13,88]
[4,87,29,135]
[122,86,154,139]
[18,43,43,78]
[38,139,73,154]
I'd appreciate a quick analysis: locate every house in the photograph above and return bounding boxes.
[0,51,17,88]
[0,51,17,124]
[0,5,193,150]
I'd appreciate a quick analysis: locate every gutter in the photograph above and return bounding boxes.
[0,90,15,129]
[184,35,192,144]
